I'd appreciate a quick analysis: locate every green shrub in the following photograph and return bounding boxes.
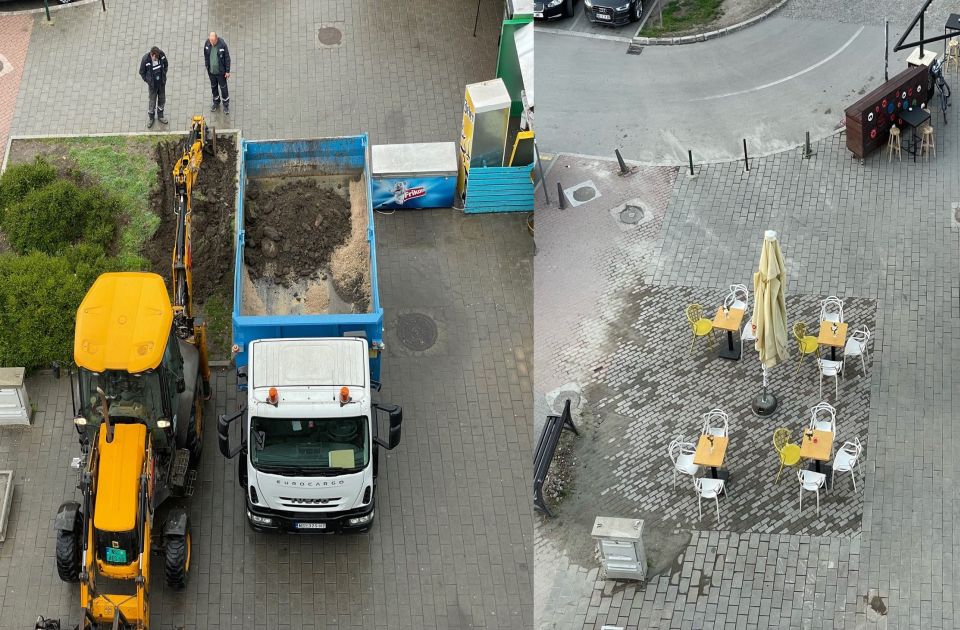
[2,180,120,255]
[0,158,58,222]
[0,247,144,370]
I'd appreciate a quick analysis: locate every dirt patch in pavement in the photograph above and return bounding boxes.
[241,175,370,315]
[144,137,237,306]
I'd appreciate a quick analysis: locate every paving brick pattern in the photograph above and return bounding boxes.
[0,15,32,164]
[536,106,960,628]
[9,0,501,145]
[0,210,533,629]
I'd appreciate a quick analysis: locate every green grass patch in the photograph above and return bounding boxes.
[201,292,232,360]
[641,0,723,36]
[67,137,160,259]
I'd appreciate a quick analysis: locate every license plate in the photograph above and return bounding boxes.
[597,13,611,20]
[106,547,127,563]
[534,11,543,17]
[295,522,326,530]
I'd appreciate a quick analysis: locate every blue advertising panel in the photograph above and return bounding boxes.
[371,176,456,210]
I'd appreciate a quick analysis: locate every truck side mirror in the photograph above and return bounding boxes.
[217,407,247,459]
[373,404,402,450]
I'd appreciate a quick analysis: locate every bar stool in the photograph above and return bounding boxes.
[920,125,936,160]
[948,39,960,74]
[887,125,901,162]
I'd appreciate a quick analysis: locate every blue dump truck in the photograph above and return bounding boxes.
[218,135,403,533]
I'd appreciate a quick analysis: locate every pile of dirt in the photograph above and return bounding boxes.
[144,138,237,304]
[243,179,351,286]
[329,178,372,312]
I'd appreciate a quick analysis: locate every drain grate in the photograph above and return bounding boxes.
[398,313,438,351]
[619,205,644,224]
[626,44,643,55]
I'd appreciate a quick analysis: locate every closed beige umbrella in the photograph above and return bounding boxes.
[751,230,788,416]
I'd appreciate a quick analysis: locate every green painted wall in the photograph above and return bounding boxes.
[496,17,532,117]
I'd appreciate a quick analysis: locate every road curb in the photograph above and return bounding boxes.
[631,0,789,47]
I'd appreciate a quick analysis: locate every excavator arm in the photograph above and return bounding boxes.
[171,116,214,398]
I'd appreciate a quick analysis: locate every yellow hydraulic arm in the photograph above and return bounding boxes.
[171,115,213,398]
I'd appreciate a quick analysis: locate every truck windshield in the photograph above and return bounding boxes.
[250,416,369,473]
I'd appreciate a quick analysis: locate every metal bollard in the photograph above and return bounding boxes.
[688,150,695,176]
[43,0,50,21]
[743,139,750,171]
[803,131,813,159]
[615,149,629,175]
[557,182,565,210]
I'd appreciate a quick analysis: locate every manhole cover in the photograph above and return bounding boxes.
[317,26,342,46]
[398,313,437,351]
[619,205,645,224]
[572,187,595,202]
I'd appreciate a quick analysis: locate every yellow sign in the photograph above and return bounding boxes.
[457,88,477,200]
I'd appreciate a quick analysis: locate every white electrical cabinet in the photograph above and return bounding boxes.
[0,368,30,425]
[592,516,647,580]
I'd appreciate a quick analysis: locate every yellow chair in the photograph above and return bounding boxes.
[773,428,803,484]
[793,322,819,374]
[685,304,715,355]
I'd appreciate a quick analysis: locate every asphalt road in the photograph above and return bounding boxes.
[536,17,890,164]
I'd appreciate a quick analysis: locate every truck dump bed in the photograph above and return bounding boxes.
[232,136,383,379]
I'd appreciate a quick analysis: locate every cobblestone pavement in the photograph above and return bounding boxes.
[535,94,960,627]
[0,210,533,629]
[0,15,32,164]
[7,0,501,145]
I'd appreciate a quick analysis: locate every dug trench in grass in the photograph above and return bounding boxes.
[144,138,238,360]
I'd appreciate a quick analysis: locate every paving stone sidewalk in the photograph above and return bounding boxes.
[535,108,960,627]
[7,0,501,145]
[0,210,533,629]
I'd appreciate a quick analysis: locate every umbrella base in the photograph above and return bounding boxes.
[751,390,779,417]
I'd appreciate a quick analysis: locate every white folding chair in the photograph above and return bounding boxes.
[817,358,844,399]
[832,437,863,491]
[819,296,844,324]
[740,317,757,356]
[844,325,871,375]
[694,477,726,522]
[724,284,749,312]
[701,409,729,438]
[668,438,700,489]
[808,401,837,434]
[798,469,826,516]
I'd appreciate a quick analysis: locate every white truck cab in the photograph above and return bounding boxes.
[218,337,402,532]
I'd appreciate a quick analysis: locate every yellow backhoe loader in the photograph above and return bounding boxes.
[48,117,215,630]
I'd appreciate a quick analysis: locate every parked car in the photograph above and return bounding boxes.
[584,0,642,25]
[534,0,579,19]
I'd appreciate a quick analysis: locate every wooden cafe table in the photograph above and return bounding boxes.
[712,306,745,361]
[817,322,847,361]
[694,434,729,481]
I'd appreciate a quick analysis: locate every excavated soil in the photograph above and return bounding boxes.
[144,138,237,305]
[241,176,370,315]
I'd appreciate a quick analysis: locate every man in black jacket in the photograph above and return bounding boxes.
[204,32,231,114]
[139,46,168,128]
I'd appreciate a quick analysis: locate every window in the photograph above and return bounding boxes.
[250,416,369,473]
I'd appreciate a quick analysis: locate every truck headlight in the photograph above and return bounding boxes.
[347,511,374,526]
[547,0,564,6]
[247,511,273,526]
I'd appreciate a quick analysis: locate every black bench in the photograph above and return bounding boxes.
[533,399,579,517]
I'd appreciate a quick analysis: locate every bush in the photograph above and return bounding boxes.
[0,247,144,370]
[2,180,120,255]
[0,158,58,222]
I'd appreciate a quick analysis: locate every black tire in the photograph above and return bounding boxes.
[163,517,191,589]
[630,0,643,22]
[55,526,81,582]
[563,0,574,17]
[238,457,248,488]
